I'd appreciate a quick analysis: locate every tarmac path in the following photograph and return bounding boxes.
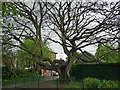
[2,76,67,88]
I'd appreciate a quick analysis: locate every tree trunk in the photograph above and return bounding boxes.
[59,67,70,79]
[58,53,76,79]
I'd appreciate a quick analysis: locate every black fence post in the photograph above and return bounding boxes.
[57,78,58,90]
[38,75,40,88]
[15,81,16,88]
[83,79,84,89]
[24,75,25,86]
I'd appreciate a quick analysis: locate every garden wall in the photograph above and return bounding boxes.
[70,63,120,81]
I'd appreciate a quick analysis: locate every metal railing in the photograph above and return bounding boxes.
[2,75,59,88]
[2,76,85,89]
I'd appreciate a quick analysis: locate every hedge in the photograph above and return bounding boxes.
[70,63,120,81]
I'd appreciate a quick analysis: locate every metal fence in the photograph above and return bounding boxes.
[2,76,85,89]
[2,76,61,88]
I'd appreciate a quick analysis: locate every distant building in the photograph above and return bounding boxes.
[2,51,58,77]
[41,51,57,76]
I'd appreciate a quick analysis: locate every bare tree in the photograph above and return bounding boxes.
[45,1,120,78]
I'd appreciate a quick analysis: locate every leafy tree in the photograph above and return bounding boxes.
[2,1,54,71]
[95,44,119,63]
[18,39,52,69]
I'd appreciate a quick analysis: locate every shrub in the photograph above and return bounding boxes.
[84,77,118,88]
[2,66,12,79]
[84,77,101,88]
[16,68,39,78]
[66,82,82,88]
[66,77,119,89]
[15,68,26,76]
[2,68,41,83]
[101,80,118,88]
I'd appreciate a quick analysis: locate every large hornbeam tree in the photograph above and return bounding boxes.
[2,1,120,79]
[45,1,120,78]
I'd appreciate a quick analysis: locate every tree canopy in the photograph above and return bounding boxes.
[95,44,119,63]
[18,39,52,68]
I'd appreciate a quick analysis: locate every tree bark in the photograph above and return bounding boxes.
[58,52,76,79]
[59,67,70,79]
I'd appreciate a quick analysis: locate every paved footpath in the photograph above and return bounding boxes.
[2,76,67,88]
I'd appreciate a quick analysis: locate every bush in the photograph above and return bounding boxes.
[84,77,118,88]
[101,80,118,88]
[3,68,41,82]
[2,66,12,79]
[15,68,26,76]
[16,68,39,78]
[84,77,101,88]
[66,77,119,88]
[66,82,82,88]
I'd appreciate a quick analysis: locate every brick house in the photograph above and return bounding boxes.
[2,51,58,76]
[41,51,57,76]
